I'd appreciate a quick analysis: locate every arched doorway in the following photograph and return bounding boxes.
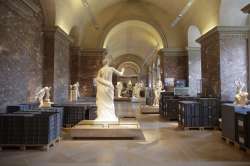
[102,20,165,88]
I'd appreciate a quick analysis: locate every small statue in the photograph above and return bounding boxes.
[35,86,52,107]
[127,80,133,91]
[70,82,80,102]
[153,80,163,106]
[116,81,123,98]
[234,80,248,106]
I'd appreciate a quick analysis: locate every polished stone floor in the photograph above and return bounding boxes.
[0,102,250,166]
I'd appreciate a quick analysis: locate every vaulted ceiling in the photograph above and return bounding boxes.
[40,0,249,64]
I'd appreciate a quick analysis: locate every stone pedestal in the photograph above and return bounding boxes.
[187,47,201,96]
[43,26,72,103]
[79,49,107,97]
[197,26,249,101]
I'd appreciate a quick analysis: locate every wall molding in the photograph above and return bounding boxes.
[80,48,107,57]
[197,26,250,43]
[159,48,187,56]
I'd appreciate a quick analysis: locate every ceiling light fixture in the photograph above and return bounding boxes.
[171,0,194,27]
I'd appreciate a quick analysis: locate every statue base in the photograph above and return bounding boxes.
[64,118,143,139]
[140,104,159,114]
[41,101,53,108]
[131,97,146,103]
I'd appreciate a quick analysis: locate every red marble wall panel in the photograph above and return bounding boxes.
[0,0,44,112]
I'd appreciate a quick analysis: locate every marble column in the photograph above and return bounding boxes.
[43,26,72,103]
[187,47,201,96]
[79,49,107,97]
[242,4,250,93]
[158,48,188,87]
[70,46,80,84]
[197,26,249,101]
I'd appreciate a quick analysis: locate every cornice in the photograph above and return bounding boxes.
[197,26,250,43]
[158,48,187,56]
[44,26,73,44]
[80,48,107,56]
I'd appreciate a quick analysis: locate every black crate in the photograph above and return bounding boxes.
[221,104,237,141]
[235,111,248,147]
[178,101,200,128]
[198,98,218,128]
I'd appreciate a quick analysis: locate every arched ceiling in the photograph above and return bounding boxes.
[118,61,141,77]
[104,20,164,61]
[48,0,248,48]
[53,0,220,48]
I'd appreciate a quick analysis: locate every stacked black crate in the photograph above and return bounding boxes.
[235,107,250,148]
[221,104,236,141]
[19,103,39,111]
[178,101,200,128]
[6,106,20,113]
[35,112,56,144]
[87,105,97,120]
[247,112,250,148]
[199,98,218,128]
[166,99,179,120]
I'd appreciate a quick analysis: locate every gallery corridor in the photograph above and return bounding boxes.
[0,102,250,166]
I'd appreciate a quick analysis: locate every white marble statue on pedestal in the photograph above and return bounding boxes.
[70,82,80,102]
[116,81,123,98]
[234,80,248,106]
[127,80,132,91]
[153,80,163,106]
[35,86,52,107]
[95,57,124,122]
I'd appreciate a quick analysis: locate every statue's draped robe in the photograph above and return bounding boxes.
[95,66,123,122]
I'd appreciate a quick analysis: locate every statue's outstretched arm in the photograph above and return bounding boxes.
[112,67,124,76]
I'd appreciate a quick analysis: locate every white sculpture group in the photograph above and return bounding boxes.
[234,80,248,106]
[35,86,52,108]
[95,57,124,122]
[133,81,144,98]
[69,82,80,102]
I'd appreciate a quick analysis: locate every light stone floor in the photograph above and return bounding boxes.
[0,102,250,166]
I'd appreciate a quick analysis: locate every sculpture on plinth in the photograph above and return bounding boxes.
[95,56,124,122]
[234,80,248,106]
[116,81,123,98]
[70,82,80,102]
[35,86,52,107]
[153,80,163,106]
[133,82,142,98]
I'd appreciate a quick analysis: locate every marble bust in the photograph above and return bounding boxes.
[95,56,124,122]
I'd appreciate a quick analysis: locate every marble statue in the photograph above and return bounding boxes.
[234,80,248,106]
[133,82,142,98]
[127,80,133,91]
[70,82,80,102]
[153,80,163,106]
[95,57,124,122]
[35,86,52,107]
[116,81,123,98]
